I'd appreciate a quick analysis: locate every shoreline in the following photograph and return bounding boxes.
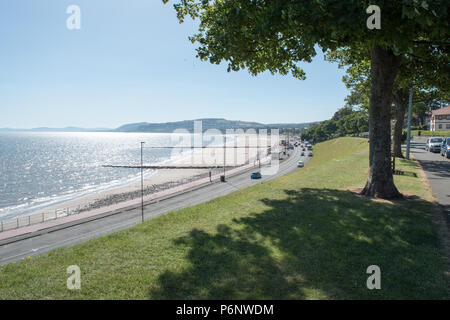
[43,167,214,214]
[0,135,282,223]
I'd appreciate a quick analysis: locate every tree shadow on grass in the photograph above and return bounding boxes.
[416,159,450,179]
[148,188,448,299]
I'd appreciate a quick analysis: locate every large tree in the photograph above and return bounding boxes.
[164,0,449,199]
[328,47,449,158]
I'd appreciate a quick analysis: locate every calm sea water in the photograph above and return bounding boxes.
[0,132,206,220]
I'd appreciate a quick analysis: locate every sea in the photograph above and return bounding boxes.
[0,131,226,220]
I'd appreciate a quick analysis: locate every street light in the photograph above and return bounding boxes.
[406,87,413,159]
[140,141,145,222]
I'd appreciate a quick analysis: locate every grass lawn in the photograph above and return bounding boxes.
[410,130,450,137]
[0,137,448,299]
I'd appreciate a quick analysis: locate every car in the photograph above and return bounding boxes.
[440,137,450,158]
[301,152,305,156]
[302,147,306,151]
[308,152,313,157]
[425,137,443,152]
[251,171,262,179]
[297,161,304,167]
[288,145,294,150]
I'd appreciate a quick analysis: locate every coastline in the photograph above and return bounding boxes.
[0,134,281,224]
[40,167,213,214]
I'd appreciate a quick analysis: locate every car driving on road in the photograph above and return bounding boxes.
[425,137,443,153]
[440,137,450,158]
[251,171,262,179]
[308,151,313,157]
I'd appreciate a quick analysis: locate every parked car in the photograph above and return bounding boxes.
[308,152,313,157]
[297,161,304,167]
[301,152,305,156]
[440,137,450,158]
[251,171,262,179]
[425,137,443,152]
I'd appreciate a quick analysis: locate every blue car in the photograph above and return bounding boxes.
[251,171,262,179]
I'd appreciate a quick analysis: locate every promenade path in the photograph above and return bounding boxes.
[410,137,450,228]
[0,147,305,264]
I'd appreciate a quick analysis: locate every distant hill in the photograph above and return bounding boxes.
[115,118,315,133]
[1,119,317,133]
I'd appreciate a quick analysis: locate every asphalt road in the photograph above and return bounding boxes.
[0,146,307,265]
[410,140,450,227]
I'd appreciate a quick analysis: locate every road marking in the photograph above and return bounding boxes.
[0,221,138,263]
[1,148,303,263]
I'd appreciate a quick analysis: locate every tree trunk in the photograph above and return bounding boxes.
[392,87,409,158]
[361,46,402,199]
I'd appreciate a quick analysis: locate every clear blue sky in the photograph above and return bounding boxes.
[0,0,350,129]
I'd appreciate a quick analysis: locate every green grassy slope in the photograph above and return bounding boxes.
[410,130,450,137]
[0,137,448,299]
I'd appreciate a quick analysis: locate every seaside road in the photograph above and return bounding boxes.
[0,147,306,265]
[410,141,450,228]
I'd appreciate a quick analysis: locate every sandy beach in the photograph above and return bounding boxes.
[37,167,211,213]
[24,134,281,218]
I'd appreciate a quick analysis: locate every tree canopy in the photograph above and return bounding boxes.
[163,0,448,79]
[163,0,449,198]
[301,107,368,143]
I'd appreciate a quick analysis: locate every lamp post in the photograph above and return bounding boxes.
[431,105,434,137]
[140,141,145,222]
[406,87,413,159]
[221,135,226,182]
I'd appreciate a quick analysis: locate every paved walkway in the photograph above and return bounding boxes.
[410,139,450,228]
[0,156,271,241]
[0,148,303,264]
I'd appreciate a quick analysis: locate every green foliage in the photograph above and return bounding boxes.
[411,125,428,130]
[162,0,448,196]
[301,107,368,142]
[0,138,448,299]
[408,130,450,137]
[331,105,354,121]
[326,46,449,130]
[326,46,449,113]
[326,49,371,110]
[163,0,448,80]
